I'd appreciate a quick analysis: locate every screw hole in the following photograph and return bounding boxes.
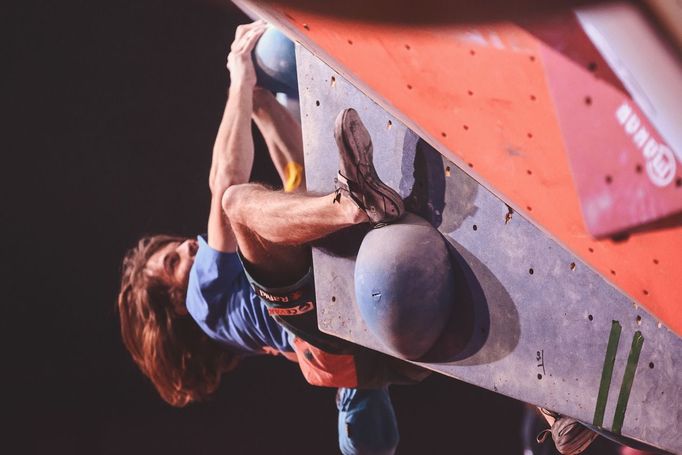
[405,44,411,50]
[473,224,478,231]
[649,362,654,369]
[526,169,533,175]
[407,84,413,90]
[387,120,392,129]
[445,166,451,176]
[605,175,613,184]
[676,177,682,187]
[570,262,576,271]
[588,247,594,253]
[643,289,649,296]
[463,124,469,131]
[529,268,534,275]
[527,132,533,139]
[635,164,643,174]
[636,315,642,324]
[347,39,353,45]
[331,296,336,302]
[469,49,476,56]
[530,94,536,101]
[610,269,616,276]
[467,162,474,168]
[526,205,533,211]
[529,55,536,62]
[537,374,543,380]
[467,90,474,96]
[504,208,513,224]
[303,23,310,30]
[653,258,659,265]
[588,62,597,72]
[585,96,592,106]
[315,100,320,107]
[588,314,593,321]
[441,132,447,138]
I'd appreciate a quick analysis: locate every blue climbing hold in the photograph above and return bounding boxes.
[253,27,298,98]
[354,213,455,360]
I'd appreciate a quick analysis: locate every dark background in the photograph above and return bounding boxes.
[5,0,527,453]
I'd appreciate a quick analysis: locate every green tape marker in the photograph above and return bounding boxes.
[593,320,622,427]
[612,331,644,434]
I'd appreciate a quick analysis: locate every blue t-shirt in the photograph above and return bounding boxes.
[185,235,293,355]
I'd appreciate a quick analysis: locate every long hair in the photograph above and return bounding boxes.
[117,235,236,407]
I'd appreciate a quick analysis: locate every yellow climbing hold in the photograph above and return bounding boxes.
[284,161,303,192]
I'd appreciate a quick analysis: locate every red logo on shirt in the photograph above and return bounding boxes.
[267,301,315,316]
[256,288,305,303]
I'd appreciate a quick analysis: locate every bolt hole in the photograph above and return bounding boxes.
[303,23,310,31]
[404,44,411,50]
[610,269,616,276]
[653,258,659,265]
[588,314,593,321]
[636,315,642,324]
[530,94,536,101]
[588,247,594,253]
[605,175,613,184]
[635,164,643,174]
[526,205,533,211]
[315,100,320,107]
[467,162,474,168]
[526,169,533,175]
[467,90,474,96]
[537,374,543,380]
[527,132,533,139]
[643,289,649,296]
[463,124,469,131]
[588,62,597,72]
[473,224,478,231]
[529,268,534,275]
[407,84,413,90]
[469,49,476,56]
[585,96,592,106]
[331,296,336,302]
[529,55,536,62]
[441,132,447,138]
[445,166,451,176]
[387,120,392,129]
[570,262,576,271]
[347,39,353,45]
[649,362,654,369]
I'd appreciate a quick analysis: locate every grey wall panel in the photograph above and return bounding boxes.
[297,45,681,453]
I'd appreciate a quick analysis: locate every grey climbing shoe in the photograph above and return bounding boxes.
[333,108,405,228]
[536,407,599,455]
